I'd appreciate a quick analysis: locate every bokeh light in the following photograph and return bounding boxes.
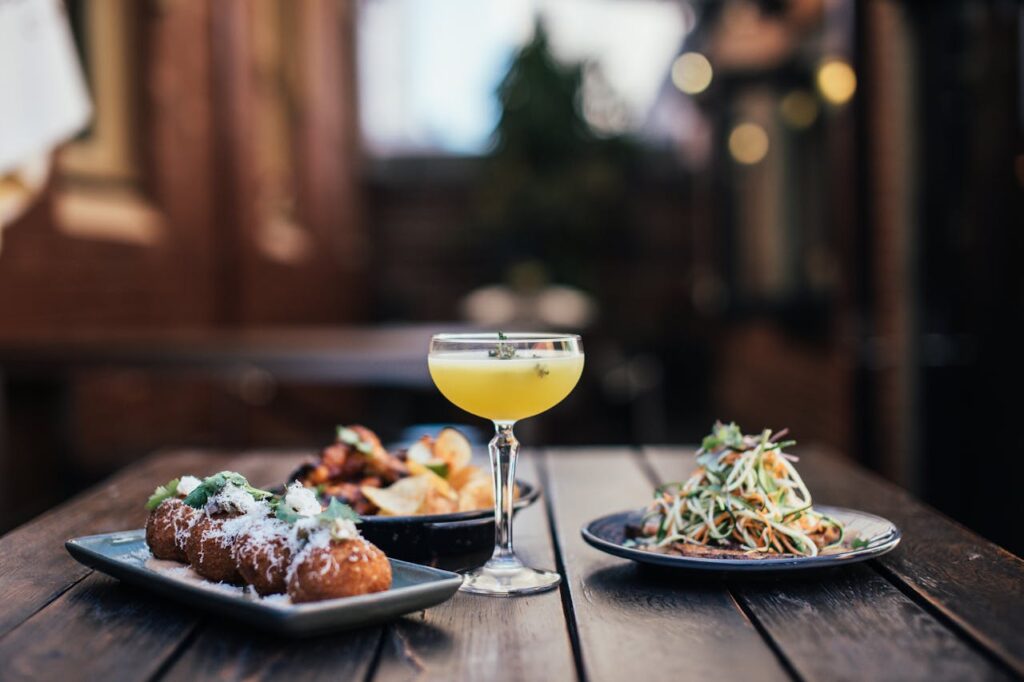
[816,59,857,105]
[728,122,769,164]
[779,90,819,129]
[671,52,713,95]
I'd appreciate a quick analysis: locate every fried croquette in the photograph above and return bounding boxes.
[186,512,247,584]
[145,498,197,562]
[234,518,297,596]
[287,538,392,603]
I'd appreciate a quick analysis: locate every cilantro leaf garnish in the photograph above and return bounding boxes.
[145,478,180,510]
[275,496,360,525]
[182,471,272,509]
[319,498,361,523]
[700,421,746,452]
[274,502,302,524]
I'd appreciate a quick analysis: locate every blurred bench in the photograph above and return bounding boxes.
[0,324,466,528]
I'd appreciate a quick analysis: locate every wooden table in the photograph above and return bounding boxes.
[0,446,1021,681]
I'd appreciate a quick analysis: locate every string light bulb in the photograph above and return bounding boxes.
[816,59,857,106]
[728,123,769,165]
[671,52,713,95]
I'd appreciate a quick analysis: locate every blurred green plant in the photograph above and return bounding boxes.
[470,22,637,292]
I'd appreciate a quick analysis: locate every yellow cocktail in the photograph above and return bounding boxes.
[428,332,583,596]
[428,352,584,421]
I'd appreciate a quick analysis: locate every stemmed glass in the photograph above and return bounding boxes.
[428,332,584,596]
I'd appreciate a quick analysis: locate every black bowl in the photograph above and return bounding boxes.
[356,479,540,570]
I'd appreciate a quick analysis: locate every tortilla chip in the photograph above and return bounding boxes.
[361,476,430,516]
[434,427,472,473]
[420,487,459,515]
[407,461,457,500]
[406,436,435,464]
[457,476,494,512]
[448,464,484,491]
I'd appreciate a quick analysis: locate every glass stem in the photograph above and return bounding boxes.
[487,420,521,570]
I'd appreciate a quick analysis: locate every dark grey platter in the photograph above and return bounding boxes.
[582,506,901,572]
[66,530,463,637]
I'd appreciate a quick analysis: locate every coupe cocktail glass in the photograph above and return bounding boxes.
[428,333,584,596]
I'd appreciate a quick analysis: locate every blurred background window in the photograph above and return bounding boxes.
[356,0,691,156]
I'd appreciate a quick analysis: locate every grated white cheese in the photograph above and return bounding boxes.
[328,518,359,541]
[287,527,328,584]
[285,527,371,585]
[236,514,305,584]
[177,475,202,496]
[143,557,293,602]
[171,503,199,549]
[283,482,323,517]
[304,526,333,550]
[206,482,262,516]
[198,492,273,550]
[260,593,292,607]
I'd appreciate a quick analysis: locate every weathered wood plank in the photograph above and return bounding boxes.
[0,449,236,638]
[645,447,1017,681]
[159,620,381,682]
[0,451,308,680]
[372,452,577,682]
[791,447,1024,677]
[732,569,1011,682]
[544,448,790,682]
[0,573,199,682]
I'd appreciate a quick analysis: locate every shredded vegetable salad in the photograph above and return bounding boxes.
[635,422,843,557]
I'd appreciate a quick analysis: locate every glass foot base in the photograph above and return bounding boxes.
[459,563,561,597]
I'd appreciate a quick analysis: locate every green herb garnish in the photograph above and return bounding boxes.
[337,426,374,455]
[488,331,517,359]
[535,363,550,378]
[424,460,450,478]
[145,478,180,510]
[182,471,273,509]
[274,502,302,524]
[276,496,360,525]
[319,498,361,523]
[700,421,746,452]
[698,422,797,454]
[850,537,871,549]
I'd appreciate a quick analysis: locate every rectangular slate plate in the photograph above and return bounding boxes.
[66,530,463,637]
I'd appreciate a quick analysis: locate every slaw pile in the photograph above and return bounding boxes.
[635,422,843,557]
